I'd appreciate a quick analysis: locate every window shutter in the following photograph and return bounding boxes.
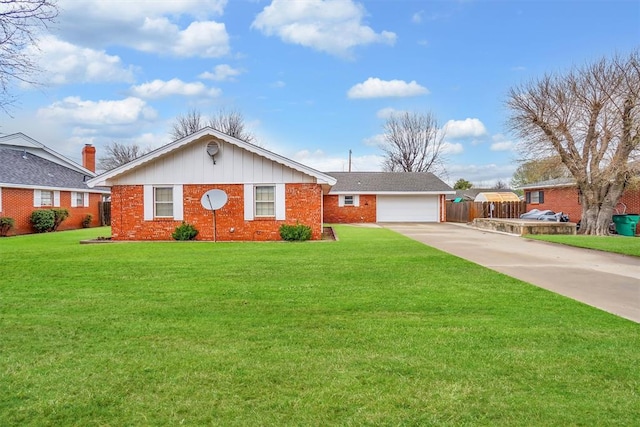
[53,191,60,207]
[244,184,254,220]
[539,191,544,204]
[275,184,286,220]
[34,189,42,207]
[525,192,531,203]
[0,187,2,213]
[143,185,153,220]
[353,195,360,207]
[71,192,78,208]
[83,192,89,207]
[173,185,183,220]
[338,195,345,207]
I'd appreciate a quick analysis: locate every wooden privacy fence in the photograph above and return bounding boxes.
[99,201,111,226]
[446,201,527,223]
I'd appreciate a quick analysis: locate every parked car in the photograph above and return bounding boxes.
[520,209,569,222]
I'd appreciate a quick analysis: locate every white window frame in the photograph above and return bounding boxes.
[244,184,285,221]
[143,185,183,220]
[154,187,174,218]
[0,187,2,213]
[338,194,359,207]
[255,185,275,217]
[33,189,60,207]
[71,192,90,208]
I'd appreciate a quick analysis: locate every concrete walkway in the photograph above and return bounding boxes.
[382,223,640,323]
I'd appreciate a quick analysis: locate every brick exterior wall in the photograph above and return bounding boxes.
[525,186,640,233]
[0,187,103,235]
[110,183,324,241]
[322,194,377,223]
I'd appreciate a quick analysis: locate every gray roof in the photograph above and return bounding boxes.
[0,146,103,191]
[327,172,454,193]
[518,177,576,190]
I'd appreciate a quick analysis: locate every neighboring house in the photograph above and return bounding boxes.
[520,177,640,228]
[87,127,337,241]
[0,133,110,235]
[324,172,454,223]
[448,188,512,201]
[473,192,521,202]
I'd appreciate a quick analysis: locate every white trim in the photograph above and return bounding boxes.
[34,189,41,207]
[0,182,110,194]
[0,187,2,213]
[275,183,285,220]
[173,185,183,220]
[338,195,345,207]
[143,185,153,220]
[53,191,60,207]
[71,192,78,208]
[353,195,360,207]
[86,127,337,188]
[244,184,254,220]
[330,190,455,196]
[83,192,89,207]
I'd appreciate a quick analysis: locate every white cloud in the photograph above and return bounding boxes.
[37,97,157,126]
[251,0,396,58]
[446,162,518,187]
[490,134,515,151]
[441,142,464,155]
[363,133,386,147]
[442,118,487,139]
[271,80,286,88]
[199,64,244,81]
[376,107,404,119]
[24,36,135,85]
[130,79,221,99]
[292,149,384,171]
[412,11,424,24]
[56,0,230,58]
[348,77,429,99]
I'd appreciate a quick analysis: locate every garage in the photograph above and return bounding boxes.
[377,194,439,222]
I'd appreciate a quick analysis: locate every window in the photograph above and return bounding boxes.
[154,187,173,217]
[40,190,54,207]
[339,194,359,207]
[344,195,354,206]
[526,190,544,204]
[75,192,84,207]
[255,186,275,217]
[71,192,88,208]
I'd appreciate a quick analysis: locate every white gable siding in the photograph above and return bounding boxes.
[112,139,315,185]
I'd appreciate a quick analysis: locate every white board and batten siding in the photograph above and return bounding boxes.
[376,195,440,222]
[112,139,315,185]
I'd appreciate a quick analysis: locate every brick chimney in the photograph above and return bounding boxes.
[82,144,96,172]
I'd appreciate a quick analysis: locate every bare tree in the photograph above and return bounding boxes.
[510,156,568,189]
[380,111,446,174]
[170,108,256,144]
[98,142,150,171]
[507,50,640,235]
[0,0,58,112]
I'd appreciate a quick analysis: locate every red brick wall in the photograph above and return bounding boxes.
[322,194,376,223]
[525,186,640,233]
[110,183,324,241]
[0,187,103,235]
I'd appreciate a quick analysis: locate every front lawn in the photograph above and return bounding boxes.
[526,233,640,257]
[1,226,638,425]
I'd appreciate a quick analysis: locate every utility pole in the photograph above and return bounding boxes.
[348,149,352,172]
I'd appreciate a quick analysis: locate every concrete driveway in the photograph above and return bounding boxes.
[382,223,640,323]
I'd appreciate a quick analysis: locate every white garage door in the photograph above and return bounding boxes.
[377,195,439,222]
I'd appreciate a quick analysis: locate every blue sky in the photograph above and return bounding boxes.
[2,0,638,185]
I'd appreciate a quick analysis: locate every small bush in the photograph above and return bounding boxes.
[82,214,93,228]
[51,208,69,231]
[172,222,199,241]
[0,217,15,236]
[279,223,312,241]
[30,210,55,233]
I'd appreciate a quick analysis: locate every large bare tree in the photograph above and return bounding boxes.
[0,0,58,112]
[98,142,150,171]
[170,108,256,143]
[507,51,640,235]
[380,111,446,174]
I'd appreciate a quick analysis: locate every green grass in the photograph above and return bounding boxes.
[1,226,638,426]
[526,234,640,257]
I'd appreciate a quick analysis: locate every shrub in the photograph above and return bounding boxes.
[0,217,15,237]
[30,210,55,233]
[279,223,312,241]
[51,208,69,231]
[172,222,199,241]
[82,214,93,228]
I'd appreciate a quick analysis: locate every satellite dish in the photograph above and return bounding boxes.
[206,141,220,157]
[201,189,228,211]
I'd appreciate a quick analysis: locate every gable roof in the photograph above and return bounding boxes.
[0,132,95,176]
[87,127,337,187]
[0,146,108,192]
[326,172,454,194]
[517,177,576,190]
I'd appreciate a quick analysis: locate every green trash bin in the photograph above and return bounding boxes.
[612,214,637,237]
